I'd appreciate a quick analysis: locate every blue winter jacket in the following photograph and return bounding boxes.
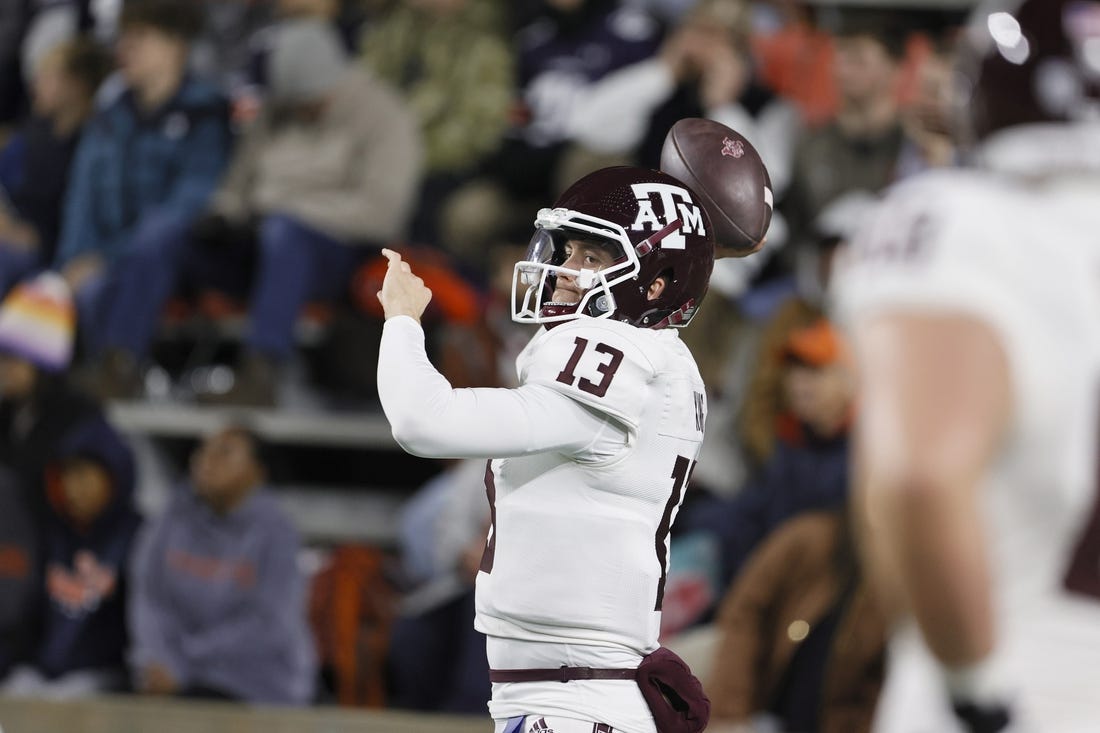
[54,75,231,267]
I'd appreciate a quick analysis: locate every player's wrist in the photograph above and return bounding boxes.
[382,313,424,333]
[384,311,421,323]
[941,652,1011,705]
[942,652,1015,733]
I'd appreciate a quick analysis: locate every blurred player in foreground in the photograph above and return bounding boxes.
[377,166,718,733]
[831,1,1100,731]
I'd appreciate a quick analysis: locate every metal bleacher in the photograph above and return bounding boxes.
[107,401,397,448]
[106,397,438,549]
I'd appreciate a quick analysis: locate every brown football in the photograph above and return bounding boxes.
[660,118,773,256]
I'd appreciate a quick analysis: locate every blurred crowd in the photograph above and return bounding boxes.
[0,0,974,727]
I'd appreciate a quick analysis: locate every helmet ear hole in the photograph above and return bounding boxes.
[647,269,674,301]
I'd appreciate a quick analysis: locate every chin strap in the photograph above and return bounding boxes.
[634,219,682,256]
[647,298,698,329]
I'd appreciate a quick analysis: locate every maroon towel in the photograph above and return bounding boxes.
[635,647,710,733]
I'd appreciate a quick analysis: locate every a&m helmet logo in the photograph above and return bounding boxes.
[721,136,744,158]
[629,182,705,250]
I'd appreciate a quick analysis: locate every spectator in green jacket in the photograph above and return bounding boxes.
[361,0,513,246]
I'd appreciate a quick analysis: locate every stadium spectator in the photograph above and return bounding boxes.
[0,37,112,295]
[782,11,905,249]
[128,426,316,704]
[683,319,853,590]
[192,0,376,131]
[277,0,371,51]
[361,0,514,246]
[739,192,875,468]
[0,273,98,525]
[388,459,491,713]
[569,0,798,196]
[1,414,140,698]
[629,0,696,24]
[0,468,39,681]
[751,1,837,127]
[19,0,92,85]
[189,0,274,103]
[88,17,421,406]
[706,511,888,733]
[57,0,231,376]
[896,30,959,179]
[565,0,802,420]
[438,0,662,271]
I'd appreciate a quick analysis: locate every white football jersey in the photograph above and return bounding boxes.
[477,317,706,730]
[831,129,1100,732]
[376,313,707,732]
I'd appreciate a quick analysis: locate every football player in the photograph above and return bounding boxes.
[377,166,715,733]
[830,1,1100,731]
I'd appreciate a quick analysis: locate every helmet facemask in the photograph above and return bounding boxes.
[512,207,640,326]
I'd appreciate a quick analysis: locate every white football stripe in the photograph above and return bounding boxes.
[764,187,774,209]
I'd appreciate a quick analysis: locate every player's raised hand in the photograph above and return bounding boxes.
[377,248,433,322]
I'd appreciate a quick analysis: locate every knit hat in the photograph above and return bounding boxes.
[783,319,848,368]
[0,273,76,372]
[267,19,348,104]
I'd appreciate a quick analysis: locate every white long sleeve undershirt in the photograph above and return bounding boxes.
[377,316,627,460]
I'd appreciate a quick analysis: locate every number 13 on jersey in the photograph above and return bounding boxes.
[556,336,625,398]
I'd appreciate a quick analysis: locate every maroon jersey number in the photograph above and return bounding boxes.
[654,455,695,611]
[480,460,498,574]
[556,336,625,398]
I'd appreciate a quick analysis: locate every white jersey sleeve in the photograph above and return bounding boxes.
[377,316,627,459]
[516,319,659,434]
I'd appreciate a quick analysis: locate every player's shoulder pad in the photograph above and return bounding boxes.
[518,319,661,430]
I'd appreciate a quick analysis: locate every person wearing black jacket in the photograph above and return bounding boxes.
[0,272,102,685]
[1,413,140,695]
[0,36,112,295]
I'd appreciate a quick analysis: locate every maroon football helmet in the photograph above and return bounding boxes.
[512,166,715,329]
[957,0,1100,144]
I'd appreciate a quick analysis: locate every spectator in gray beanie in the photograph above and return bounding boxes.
[267,16,348,104]
[85,17,423,406]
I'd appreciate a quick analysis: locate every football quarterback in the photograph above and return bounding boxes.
[377,166,716,733]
